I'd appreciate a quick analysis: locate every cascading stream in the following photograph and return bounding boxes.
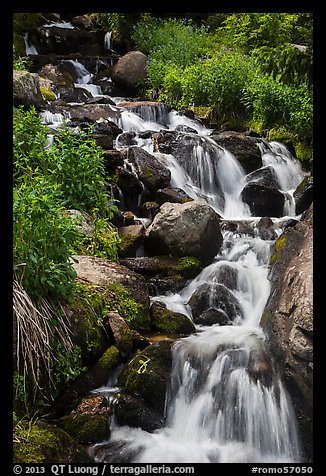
[40,98,304,463]
[91,103,304,463]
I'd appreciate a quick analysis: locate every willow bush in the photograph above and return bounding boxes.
[128,14,312,145]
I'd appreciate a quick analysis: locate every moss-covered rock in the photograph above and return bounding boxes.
[118,224,145,258]
[72,255,151,323]
[39,85,56,101]
[13,420,90,463]
[52,345,121,418]
[103,311,134,357]
[58,413,110,445]
[150,301,196,336]
[119,341,173,415]
[114,392,164,432]
[63,282,111,366]
[269,235,287,265]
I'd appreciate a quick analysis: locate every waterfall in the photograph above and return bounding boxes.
[89,99,305,464]
[23,32,38,55]
[63,59,103,97]
[104,31,112,50]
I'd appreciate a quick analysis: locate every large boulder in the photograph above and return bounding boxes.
[13,70,45,109]
[260,205,313,461]
[112,51,148,93]
[210,131,262,173]
[145,201,223,266]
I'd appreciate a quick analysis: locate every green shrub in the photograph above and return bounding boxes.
[13,106,50,183]
[47,126,108,214]
[13,177,78,300]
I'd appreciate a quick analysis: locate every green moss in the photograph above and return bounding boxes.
[118,233,139,257]
[13,423,61,463]
[176,257,201,277]
[120,341,172,414]
[66,282,111,364]
[39,86,56,101]
[96,345,120,371]
[268,127,313,169]
[295,141,313,167]
[59,414,109,444]
[270,235,287,265]
[109,283,150,331]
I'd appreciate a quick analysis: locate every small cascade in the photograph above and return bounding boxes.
[88,99,305,463]
[259,141,304,216]
[23,32,38,55]
[43,21,75,29]
[104,31,112,51]
[63,59,103,97]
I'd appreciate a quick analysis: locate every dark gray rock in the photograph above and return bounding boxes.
[188,283,244,324]
[241,182,285,217]
[210,131,262,173]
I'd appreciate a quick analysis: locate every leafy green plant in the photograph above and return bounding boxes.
[47,126,108,214]
[13,177,78,300]
[13,106,50,183]
[74,215,121,261]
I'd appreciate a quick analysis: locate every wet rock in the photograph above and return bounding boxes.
[118,224,146,258]
[188,283,244,324]
[247,349,273,388]
[215,264,238,289]
[241,182,285,217]
[196,308,229,326]
[293,176,313,215]
[155,187,193,206]
[119,340,173,415]
[257,217,277,241]
[245,165,280,189]
[114,392,164,432]
[126,147,171,194]
[34,25,106,55]
[220,219,255,237]
[210,131,262,173]
[145,201,223,266]
[150,301,196,335]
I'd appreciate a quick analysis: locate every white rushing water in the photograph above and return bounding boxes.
[23,32,38,55]
[40,101,304,463]
[86,102,305,463]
